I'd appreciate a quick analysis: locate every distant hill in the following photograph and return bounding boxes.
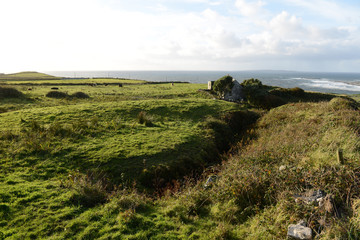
[0,71,61,80]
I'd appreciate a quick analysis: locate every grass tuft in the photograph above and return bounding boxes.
[67,171,109,208]
[137,111,153,127]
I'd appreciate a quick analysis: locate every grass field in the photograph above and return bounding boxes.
[0,78,147,85]
[0,75,248,239]
[1,73,360,239]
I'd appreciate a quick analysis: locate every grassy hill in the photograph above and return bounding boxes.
[0,71,61,80]
[1,78,360,239]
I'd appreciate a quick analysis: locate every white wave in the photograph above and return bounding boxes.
[300,79,360,92]
[290,77,321,81]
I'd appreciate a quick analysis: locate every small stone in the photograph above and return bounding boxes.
[304,189,326,205]
[279,165,287,171]
[204,175,217,189]
[288,221,312,240]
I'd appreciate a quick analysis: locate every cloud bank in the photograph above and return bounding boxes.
[0,0,359,72]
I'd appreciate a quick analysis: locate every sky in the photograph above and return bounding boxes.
[0,0,360,72]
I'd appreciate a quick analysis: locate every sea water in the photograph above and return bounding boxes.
[46,70,360,95]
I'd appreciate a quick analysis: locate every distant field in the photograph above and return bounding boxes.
[0,71,61,80]
[0,71,147,85]
[0,78,147,85]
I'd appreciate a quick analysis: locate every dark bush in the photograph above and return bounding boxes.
[240,79,268,106]
[241,78,263,88]
[213,75,234,98]
[71,92,90,99]
[0,87,23,99]
[46,91,68,99]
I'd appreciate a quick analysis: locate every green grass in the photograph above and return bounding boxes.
[0,78,147,85]
[1,75,360,239]
[0,80,247,239]
[0,83,206,112]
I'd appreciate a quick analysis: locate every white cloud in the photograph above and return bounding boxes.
[0,0,359,72]
[283,0,360,25]
[235,0,266,17]
[269,11,306,38]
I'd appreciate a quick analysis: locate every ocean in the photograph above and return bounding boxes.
[45,70,360,95]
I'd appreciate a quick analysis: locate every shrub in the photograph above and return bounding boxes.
[240,79,268,107]
[46,91,68,99]
[213,75,234,98]
[71,92,90,99]
[0,87,23,99]
[241,78,263,88]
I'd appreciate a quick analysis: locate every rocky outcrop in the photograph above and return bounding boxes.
[224,80,244,102]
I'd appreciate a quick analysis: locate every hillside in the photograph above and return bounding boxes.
[0,78,360,239]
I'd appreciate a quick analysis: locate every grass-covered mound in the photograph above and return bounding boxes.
[0,86,24,99]
[71,92,90,99]
[46,90,69,98]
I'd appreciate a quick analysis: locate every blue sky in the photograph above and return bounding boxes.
[0,0,359,72]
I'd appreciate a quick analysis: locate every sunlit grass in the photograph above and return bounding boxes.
[2,75,360,239]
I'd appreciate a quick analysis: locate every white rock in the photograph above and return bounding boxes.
[279,165,287,171]
[287,221,312,240]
